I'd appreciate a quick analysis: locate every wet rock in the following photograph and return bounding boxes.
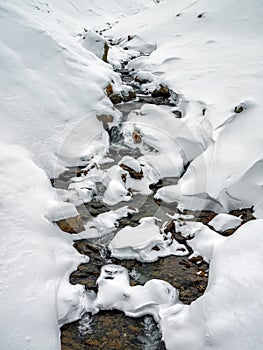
[234,104,244,113]
[55,215,85,234]
[105,83,113,97]
[152,85,171,98]
[119,164,144,180]
[132,128,142,143]
[96,114,114,123]
[109,93,123,104]
[102,42,109,63]
[135,76,150,84]
[172,110,182,118]
[122,90,136,102]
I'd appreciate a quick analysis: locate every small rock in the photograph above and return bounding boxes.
[102,42,109,62]
[105,83,113,97]
[122,90,136,102]
[134,76,150,84]
[152,85,171,98]
[119,164,143,179]
[132,128,142,143]
[234,105,244,113]
[109,93,123,104]
[96,114,114,123]
[55,215,85,234]
[172,110,182,118]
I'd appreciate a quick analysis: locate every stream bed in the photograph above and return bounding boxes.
[57,61,254,349]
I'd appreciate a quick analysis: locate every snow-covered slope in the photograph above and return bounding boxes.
[108,0,263,217]
[0,142,90,350]
[0,1,157,349]
[0,0,157,178]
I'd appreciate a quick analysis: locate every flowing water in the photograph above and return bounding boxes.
[58,60,254,349]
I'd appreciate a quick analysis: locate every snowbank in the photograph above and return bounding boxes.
[108,0,263,217]
[97,220,263,350]
[0,143,90,350]
[0,1,159,348]
[0,0,157,178]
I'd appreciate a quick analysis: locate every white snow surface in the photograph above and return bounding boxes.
[0,143,91,350]
[0,0,157,178]
[2,0,263,349]
[109,217,188,262]
[108,0,263,217]
[0,1,158,349]
[208,213,242,232]
[97,220,263,350]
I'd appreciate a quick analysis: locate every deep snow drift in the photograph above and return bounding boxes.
[108,0,263,217]
[1,0,263,349]
[0,1,157,349]
[0,143,92,350]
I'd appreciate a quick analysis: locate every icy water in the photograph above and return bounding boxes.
[57,63,255,349]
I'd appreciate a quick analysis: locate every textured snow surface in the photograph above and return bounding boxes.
[97,220,263,350]
[209,213,242,232]
[0,143,91,350]
[1,0,263,349]
[0,1,157,349]
[108,0,263,217]
[109,217,188,262]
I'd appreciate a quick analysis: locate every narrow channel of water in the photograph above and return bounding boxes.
[59,60,209,350]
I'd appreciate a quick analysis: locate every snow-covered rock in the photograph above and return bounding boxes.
[109,217,188,262]
[209,213,242,232]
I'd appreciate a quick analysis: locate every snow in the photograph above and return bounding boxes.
[122,103,209,179]
[208,213,242,232]
[0,143,89,350]
[2,0,263,349]
[109,217,188,262]
[73,206,138,240]
[97,220,263,350]
[108,0,263,217]
[0,1,158,349]
[96,264,179,321]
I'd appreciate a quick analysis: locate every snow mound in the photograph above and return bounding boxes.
[97,219,263,350]
[109,217,188,262]
[208,213,242,232]
[0,143,90,350]
[108,0,263,217]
